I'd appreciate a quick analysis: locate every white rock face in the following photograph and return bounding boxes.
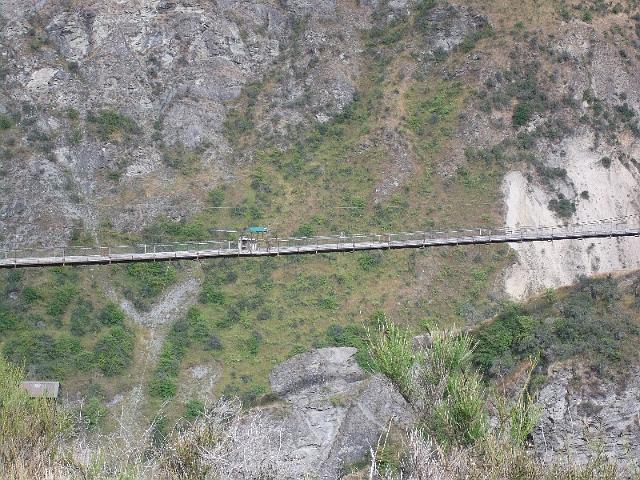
[26,67,58,91]
[503,132,640,300]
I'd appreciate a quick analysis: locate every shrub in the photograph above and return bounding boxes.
[601,156,612,168]
[81,397,107,430]
[186,307,208,341]
[246,331,262,356]
[98,302,125,326]
[88,109,141,142]
[46,284,76,318]
[3,333,88,379]
[0,114,12,130]
[203,334,222,351]
[0,306,17,333]
[21,286,41,304]
[126,262,177,300]
[93,326,135,376]
[184,399,205,421]
[70,300,96,336]
[149,312,201,399]
[149,378,177,399]
[357,251,383,271]
[218,305,241,328]
[473,305,535,374]
[208,187,225,207]
[294,224,315,237]
[548,194,576,219]
[199,282,225,305]
[512,102,533,127]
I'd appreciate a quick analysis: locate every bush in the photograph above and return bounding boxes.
[126,262,177,300]
[149,312,202,399]
[208,187,225,207]
[184,399,205,421]
[93,326,135,376]
[294,224,316,237]
[473,277,632,379]
[149,378,177,399]
[473,305,534,374]
[46,284,76,318]
[70,300,96,336]
[0,114,13,130]
[21,286,41,304]
[88,109,141,142]
[358,251,383,271]
[512,102,533,127]
[3,333,88,379]
[98,302,125,326]
[0,305,17,333]
[199,282,225,305]
[186,307,209,341]
[246,331,262,356]
[548,194,576,219]
[81,397,107,430]
[203,334,223,351]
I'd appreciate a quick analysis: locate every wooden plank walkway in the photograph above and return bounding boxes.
[1,222,639,269]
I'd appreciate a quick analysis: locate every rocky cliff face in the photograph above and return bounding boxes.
[0,0,386,243]
[533,363,640,472]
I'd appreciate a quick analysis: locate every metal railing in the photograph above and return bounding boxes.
[1,217,639,268]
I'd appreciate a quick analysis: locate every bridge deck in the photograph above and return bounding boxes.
[2,223,639,268]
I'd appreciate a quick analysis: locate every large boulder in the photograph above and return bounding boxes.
[260,347,413,479]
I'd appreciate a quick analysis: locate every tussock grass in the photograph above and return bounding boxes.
[367,321,624,479]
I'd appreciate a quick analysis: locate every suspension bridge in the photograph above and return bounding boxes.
[1,217,639,269]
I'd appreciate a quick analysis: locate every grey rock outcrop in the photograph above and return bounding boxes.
[259,347,413,479]
[0,0,378,245]
[532,364,640,471]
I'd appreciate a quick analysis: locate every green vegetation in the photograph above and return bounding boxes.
[123,262,177,310]
[548,194,576,219]
[93,326,135,376]
[512,101,533,127]
[0,357,72,478]
[81,397,108,430]
[0,268,138,394]
[474,276,638,379]
[0,114,12,130]
[367,321,532,449]
[161,142,203,175]
[367,317,415,398]
[98,302,125,326]
[149,307,208,399]
[87,109,141,142]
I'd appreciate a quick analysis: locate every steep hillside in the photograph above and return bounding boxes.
[1,0,640,449]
